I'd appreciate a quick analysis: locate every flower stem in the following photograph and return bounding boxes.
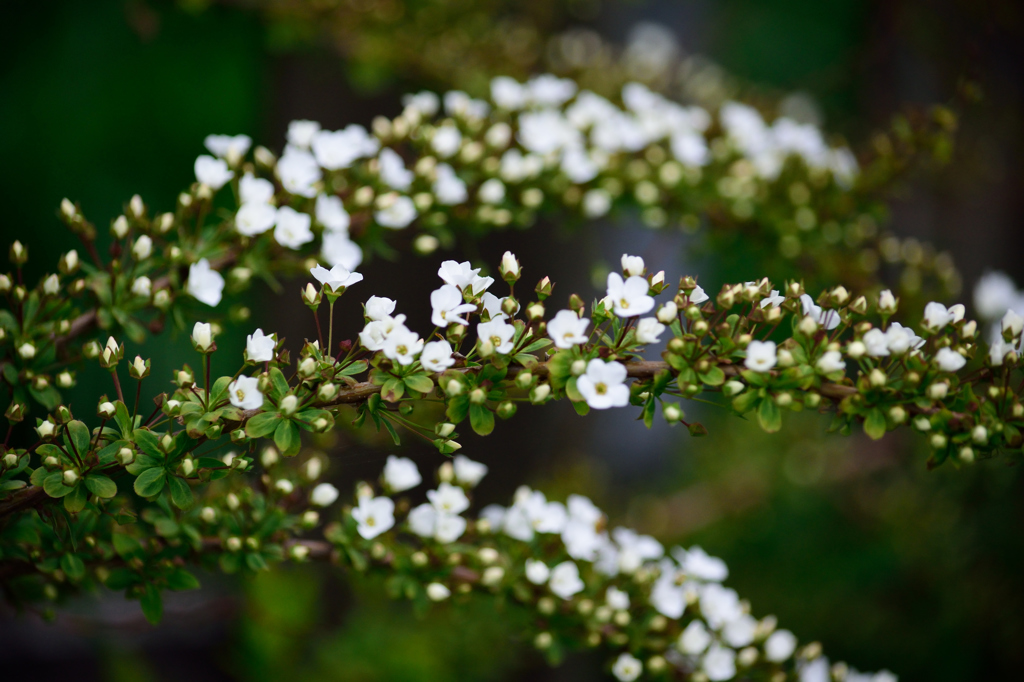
[328,300,335,359]
[110,369,125,403]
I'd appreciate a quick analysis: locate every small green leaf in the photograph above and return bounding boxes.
[113,533,144,558]
[140,584,163,624]
[469,404,495,436]
[572,400,590,417]
[85,474,118,498]
[688,422,708,437]
[166,568,201,591]
[114,401,133,438]
[209,376,232,405]
[168,476,194,510]
[61,553,86,581]
[445,395,469,424]
[565,377,584,403]
[43,472,74,498]
[864,408,887,440]
[64,483,88,512]
[133,429,163,459]
[245,411,282,438]
[757,398,783,433]
[274,420,301,457]
[134,467,166,497]
[698,366,726,387]
[67,420,90,458]
[337,359,368,376]
[404,373,434,394]
[381,376,405,403]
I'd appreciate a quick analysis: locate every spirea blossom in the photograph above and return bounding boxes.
[311,264,363,292]
[935,347,967,372]
[477,318,516,355]
[227,375,263,410]
[375,195,417,229]
[431,284,477,327]
[745,340,777,372]
[274,206,314,249]
[548,310,590,348]
[246,329,276,362]
[577,359,630,409]
[382,455,422,492]
[187,258,225,307]
[606,273,654,318]
[420,339,455,373]
[635,317,665,344]
[315,194,350,232]
[453,455,488,487]
[352,495,395,539]
[194,155,233,189]
[548,561,585,599]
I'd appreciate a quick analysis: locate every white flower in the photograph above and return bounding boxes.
[702,644,737,682]
[885,322,924,354]
[764,629,798,662]
[582,189,612,217]
[409,504,467,543]
[438,260,480,289]
[611,653,643,682]
[491,76,527,109]
[228,375,263,409]
[194,155,233,189]
[974,272,1017,320]
[431,124,463,158]
[744,340,777,373]
[657,302,678,324]
[426,583,451,601]
[131,276,152,297]
[935,347,966,372]
[274,206,314,249]
[678,620,712,654]
[402,91,439,117]
[310,482,339,507]
[1002,309,1024,338]
[315,194,350,232]
[468,275,494,297]
[378,148,413,190]
[434,513,468,543]
[359,314,407,351]
[990,336,1008,366]
[433,163,468,204]
[431,284,477,327]
[548,561,585,599]
[204,134,251,161]
[382,326,423,365]
[635,317,666,344]
[800,294,840,329]
[605,586,630,610]
[187,258,225,307]
[923,301,955,331]
[311,264,363,292]
[365,296,397,321]
[477,318,516,355]
[192,322,213,350]
[287,120,321,148]
[526,74,577,106]
[478,178,506,204]
[799,658,831,682]
[427,482,470,515]
[525,559,550,584]
[862,328,890,357]
[671,130,710,166]
[322,232,363,271]
[375,195,417,229]
[690,285,710,304]
[878,288,897,313]
[18,343,36,360]
[699,583,743,628]
[277,148,321,197]
[352,496,395,539]
[235,202,277,236]
[577,359,630,409]
[723,613,757,647]
[949,303,966,323]
[240,173,274,204]
[499,251,520,279]
[606,273,655,317]
[408,503,438,537]
[383,455,422,492]
[246,328,276,362]
[453,455,488,487]
[131,235,152,261]
[613,527,664,573]
[674,546,729,582]
[816,350,845,374]
[421,339,455,373]
[312,125,379,170]
[759,289,785,308]
[621,254,645,276]
[548,310,590,349]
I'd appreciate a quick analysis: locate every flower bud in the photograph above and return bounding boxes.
[888,406,907,424]
[534,276,553,301]
[225,537,242,552]
[298,357,316,377]
[530,384,551,403]
[930,433,948,450]
[280,395,299,415]
[526,301,544,320]
[445,379,463,396]
[111,215,129,239]
[2,452,18,469]
[797,315,819,336]
[318,383,338,401]
[42,274,60,296]
[438,461,454,483]
[927,382,949,400]
[657,301,678,324]
[132,235,152,260]
[496,400,517,419]
[723,380,745,397]
[303,282,321,308]
[972,425,988,444]
[914,416,931,432]
[98,401,115,418]
[878,289,897,313]
[869,369,887,387]
[831,286,849,305]
[180,457,195,477]
[426,583,451,601]
[18,342,36,360]
[62,470,78,486]
[515,372,533,389]
[482,566,505,586]
[499,251,520,282]
[36,420,56,439]
[129,194,144,219]
[847,341,866,359]
[10,240,28,265]
[118,448,134,466]
[192,322,213,351]
[663,404,683,423]
[959,446,975,463]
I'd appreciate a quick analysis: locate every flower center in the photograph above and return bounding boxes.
[619,298,630,309]
[397,345,408,355]
[235,389,245,400]
[490,335,502,347]
[595,382,607,395]
[366,516,376,527]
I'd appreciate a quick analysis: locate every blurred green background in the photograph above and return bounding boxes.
[3,1,1024,680]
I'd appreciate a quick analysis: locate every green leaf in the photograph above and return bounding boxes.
[29,384,62,411]
[60,553,86,582]
[114,401,133,438]
[140,584,163,625]
[168,476,194,510]
[572,400,590,417]
[64,483,88,513]
[96,440,126,465]
[698,366,726,387]
[565,377,584,403]
[381,417,401,446]
[404,373,434,394]
[43,472,74,498]
[469,404,495,436]
[445,394,469,424]
[863,408,887,441]
[245,411,282,438]
[113,533,144,558]
[134,467,166,497]
[166,568,201,591]
[688,422,709,437]
[731,390,760,414]
[274,420,301,457]
[337,359,368,377]
[133,429,163,459]
[642,398,655,428]
[757,398,783,433]
[381,376,405,403]
[209,375,233,406]
[520,338,553,354]
[269,367,290,400]
[67,420,90,458]
[85,474,118,498]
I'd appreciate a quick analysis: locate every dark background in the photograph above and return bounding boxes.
[2,1,1024,680]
